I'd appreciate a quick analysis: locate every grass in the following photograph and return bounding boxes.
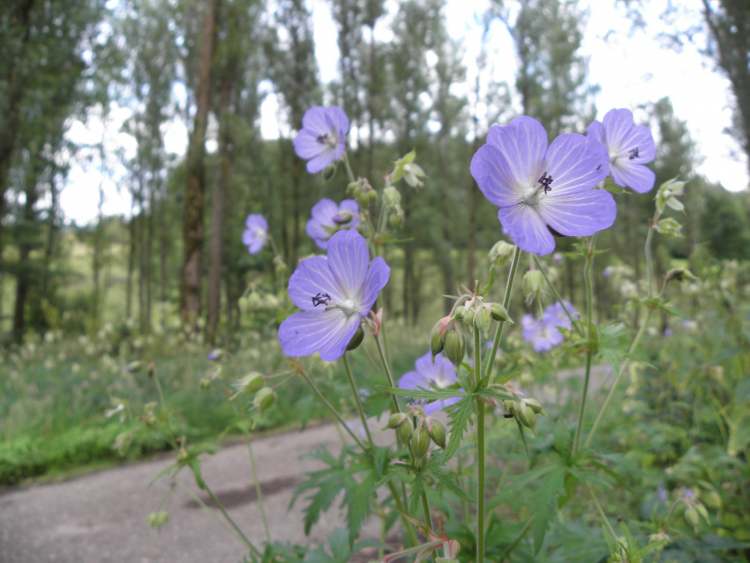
[0,318,430,486]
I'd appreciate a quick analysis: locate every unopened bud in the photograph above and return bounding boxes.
[387,413,409,429]
[443,329,465,365]
[147,511,170,529]
[254,387,276,412]
[490,303,512,323]
[665,268,696,284]
[523,397,543,414]
[684,506,700,528]
[411,426,431,459]
[430,316,451,356]
[522,270,544,302]
[383,186,401,208]
[346,327,364,351]
[237,372,265,395]
[702,490,721,509]
[516,401,536,429]
[397,417,414,442]
[426,418,446,449]
[475,307,492,332]
[488,241,516,266]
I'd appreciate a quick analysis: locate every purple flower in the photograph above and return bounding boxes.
[242,214,268,255]
[522,301,578,352]
[293,106,349,174]
[278,230,389,361]
[306,198,360,249]
[470,116,615,256]
[587,108,656,193]
[398,352,461,414]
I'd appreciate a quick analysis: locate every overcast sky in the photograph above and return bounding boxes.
[62,0,749,224]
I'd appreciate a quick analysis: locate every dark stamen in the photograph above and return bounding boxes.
[628,147,639,160]
[316,134,330,145]
[312,292,332,308]
[538,172,553,194]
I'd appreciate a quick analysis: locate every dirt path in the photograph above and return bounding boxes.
[0,366,611,563]
[0,421,376,563]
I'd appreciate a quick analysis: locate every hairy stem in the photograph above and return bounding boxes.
[585,208,659,448]
[483,246,522,386]
[247,439,271,544]
[204,483,262,558]
[573,236,596,454]
[475,323,486,563]
[532,254,583,335]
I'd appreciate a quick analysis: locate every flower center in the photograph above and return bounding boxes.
[254,227,267,240]
[628,146,639,160]
[521,171,553,205]
[316,132,338,150]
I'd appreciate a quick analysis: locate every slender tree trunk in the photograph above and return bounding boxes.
[92,183,105,328]
[180,0,217,328]
[126,202,136,321]
[0,1,34,266]
[12,177,40,343]
[207,73,234,344]
[158,183,168,304]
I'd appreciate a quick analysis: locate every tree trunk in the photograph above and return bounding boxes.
[207,72,234,344]
[0,1,34,266]
[180,0,217,328]
[12,176,40,343]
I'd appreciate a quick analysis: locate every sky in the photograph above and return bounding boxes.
[61,0,749,224]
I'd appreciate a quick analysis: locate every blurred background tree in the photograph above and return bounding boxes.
[0,0,748,344]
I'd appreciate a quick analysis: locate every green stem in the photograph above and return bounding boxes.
[343,152,355,183]
[587,485,619,542]
[204,483,262,558]
[298,368,367,451]
[573,236,596,454]
[298,364,418,546]
[374,332,434,532]
[585,308,650,449]
[532,254,584,336]
[483,246,522,386]
[474,323,486,563]
[247,439,271,544]
[374,333,401,413]
[343,354,375,446]
[585,209,659,448]
[497,517,533,562]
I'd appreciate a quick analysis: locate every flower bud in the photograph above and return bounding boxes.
[490,303,512,323]
[147,511,169,529]
[387,413,409,429]
[702,490,721,510]
[475,307,492,332]
[236,372,265,396]
[516,401,536,429]
[443,329,465,365]
[523,397,543,414]
[346,326,365,351]
[383,186,401,208]
[411,425,431,459]
[397,416,414,443]
[665,268,696,284]
[430,316,452,356]
[522,270,544,302]
[684,506,700,528]
[253,387,276,412]
[426,418,447,449]
[488,241,516,266]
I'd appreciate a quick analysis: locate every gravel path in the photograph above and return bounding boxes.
[0,421,378,563]
[0,366,611,563]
